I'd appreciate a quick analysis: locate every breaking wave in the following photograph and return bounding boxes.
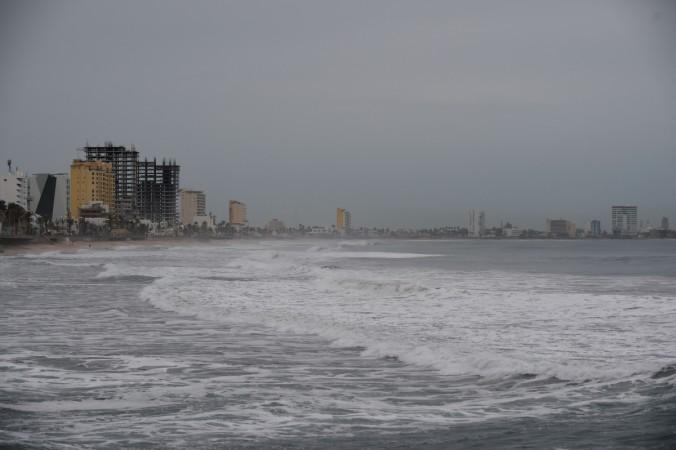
[137,243,676,386]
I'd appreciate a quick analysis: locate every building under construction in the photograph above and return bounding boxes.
[82,143,139,219]
[137,158,180,226]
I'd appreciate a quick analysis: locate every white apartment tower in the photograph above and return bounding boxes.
[478,211,486,237]
[0,160,29,209]
[468,209,484,237]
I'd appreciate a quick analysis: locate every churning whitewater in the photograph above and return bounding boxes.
[1,239,675,448]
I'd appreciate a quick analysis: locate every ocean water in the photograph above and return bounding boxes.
[1,239,675,449]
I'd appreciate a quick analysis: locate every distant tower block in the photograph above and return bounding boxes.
[229,200,247,227]
[611,205,638,237]
[478,211,486,237]
[468,209,476,237]
[336,208,351,234]
[179,189,206,226]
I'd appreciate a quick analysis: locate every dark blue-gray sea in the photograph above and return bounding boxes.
[1,239,675,449]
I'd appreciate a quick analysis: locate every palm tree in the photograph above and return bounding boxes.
[0,201,6,234]
[5,203,23,235]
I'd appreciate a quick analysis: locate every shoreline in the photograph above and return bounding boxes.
[2,234,671,258]
[0,237,220,257]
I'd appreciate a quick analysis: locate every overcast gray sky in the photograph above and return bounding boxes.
[1,0,675,229]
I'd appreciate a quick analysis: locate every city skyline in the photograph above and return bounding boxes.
[2,153,674,231]
[1,1,675,228]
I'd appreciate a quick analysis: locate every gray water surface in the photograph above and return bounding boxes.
[1,240,675,448]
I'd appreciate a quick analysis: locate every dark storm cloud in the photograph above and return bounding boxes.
[1,0,674,228]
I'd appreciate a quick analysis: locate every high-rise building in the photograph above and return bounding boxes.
[0,161,28,209]
[229,200,247,226]
[82,143,139,218]
[467,209,476,237]
[546,218,576,238]
[70,160,114,220]
[661,217,669,231]
[611,205,638,237]
[179,189,206,225]
[478,211,486,237]
[28,173,70,221]
[337,208,345,231]
[336,207,351,233]
[589,219,601,237]
[137,158,180,226]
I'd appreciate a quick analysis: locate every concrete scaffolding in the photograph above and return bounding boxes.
[82,142,139,219]
[137,158,180,226]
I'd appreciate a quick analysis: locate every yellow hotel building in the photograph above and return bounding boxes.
[228,200,247,226]
[336,208,346,231]
[336,207,351,233]
[70,160,115,220]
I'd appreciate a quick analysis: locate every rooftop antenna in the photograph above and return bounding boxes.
[7,159,11,172]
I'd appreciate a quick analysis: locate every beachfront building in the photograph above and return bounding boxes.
[478,211,486,237]
[611,205,638,237]
[468,209,485,237]
[308,225,332,236]
[337,208,345,231]
[503,225,522,238]
[266,218,286,233]
[70,160,115,220]
[78,201,110,226]
[546,218,576,238]
[82,143,139,219]
[468,209,476,237]
[137,158,180,227]
[336,208,351,234]
[28,173,70,222]
[229,200,247,227]
[179,189,206,226]
[0,162,29,210]
[589,220,602,237]
[192,213,215,229]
